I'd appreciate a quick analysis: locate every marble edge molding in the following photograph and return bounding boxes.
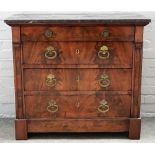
[4,13,151,25]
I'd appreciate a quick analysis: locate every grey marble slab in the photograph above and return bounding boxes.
[5,13,151,25]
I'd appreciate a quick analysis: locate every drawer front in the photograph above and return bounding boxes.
[21,26,134,41]
[23,42,133,67]
[25,94,131,119]
[24,69,131,91]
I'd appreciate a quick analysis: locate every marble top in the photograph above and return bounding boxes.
[5,13,151,25]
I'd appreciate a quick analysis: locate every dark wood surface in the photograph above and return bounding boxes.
[27,118,129,133]
[15,119,27,140]
[129,118,141,139]
[5,13,151,25]
[131,26,144,118]
[12,27,24,119]
[21,26,134,41]
[25,94,131,119]
[24,69,132,91]
[23,42,133,66]
[5,14,150,140]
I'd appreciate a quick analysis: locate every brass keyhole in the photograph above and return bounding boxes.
[76,75,80,82]
[75,97,80,110]
[75,49,80,54]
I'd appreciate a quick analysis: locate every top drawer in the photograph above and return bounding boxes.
[21,26,135,41]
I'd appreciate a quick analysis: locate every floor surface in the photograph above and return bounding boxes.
[0,118,155,143]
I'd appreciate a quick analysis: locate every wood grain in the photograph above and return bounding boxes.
[22,64,132,69]
[12,26,21,43]
[23,42,133,67]
[24,94,131,119]
[131,26,144,118]
[135,26,144,42]
[128,118,141,139]
[23,68,132,91]
[13,43,24,119]
[27,118,129,133]
[24,90,132,96]
[15,119,27,140]
[21,26,134,41]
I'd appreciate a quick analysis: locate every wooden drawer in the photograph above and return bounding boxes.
[23,42,133,67]
[25,94,131,119]
[21,26,134,41]
[24,69,131,91]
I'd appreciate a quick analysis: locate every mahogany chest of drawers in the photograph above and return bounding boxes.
[5,13,151,140]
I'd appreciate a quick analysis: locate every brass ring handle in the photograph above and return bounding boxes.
[44,30,54,38]
[98,73,110,88]
[45,74,57,87]
[99,78,110,88]
[98,45,110,59]
[47,100,58,113]
[45,46,57,59]
[98,100,109,113]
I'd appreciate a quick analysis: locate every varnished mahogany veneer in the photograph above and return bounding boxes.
[27,119,129,133]
[5,13,151,140]
[25,94,131,119]
[21,26,134,41]
[24,69,132,91]
[23,42,133,66]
